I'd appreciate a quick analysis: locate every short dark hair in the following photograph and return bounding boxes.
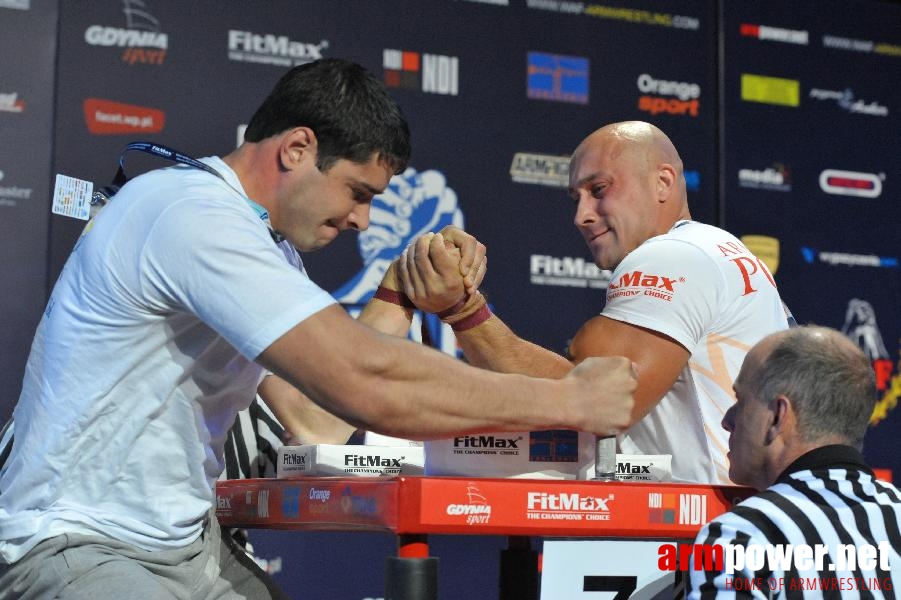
[244,58,411,174]
[753,326,877,447]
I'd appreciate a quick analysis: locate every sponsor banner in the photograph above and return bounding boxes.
[647,491,710,526]
[83,98,165,135]
[840,297,901,443]
[637,73,702,118]
[425,431,594,480]
[527,51,589,104]
[819,169,883,198]
[83,2,169,65]
[740,23,808,45]
[741,235,780,275]
[738,165,791,192]
[0,92,25,113]
[216,478,748,537]
[615,454,672,482]
[659,541,894,577]
[809,88,889,117]
[414,478,747,535]
[822,34,901,58]
[526,0,584,15]
[582,4,700,30]
[383,49,459,95]
[841,299,900,424]
[227,30,328,67]
[685,169,701,192]
[276,444,424,478]
[740,74,800,107]
[530,254,611,289]
[801,247,898,269]
[0,169,34,208]
[216,479,398,529]
[510,152,570,187]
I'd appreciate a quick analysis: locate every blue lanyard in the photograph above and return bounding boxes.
[100,141,284,244]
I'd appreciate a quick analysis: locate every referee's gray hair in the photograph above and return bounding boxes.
[752,325,876,448]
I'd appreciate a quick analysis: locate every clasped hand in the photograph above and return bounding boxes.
[395,225,487,314]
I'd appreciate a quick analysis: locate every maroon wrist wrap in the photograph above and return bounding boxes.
[373,285,416,309]
[450,304,492,332]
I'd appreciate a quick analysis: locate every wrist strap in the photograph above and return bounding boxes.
[436,297,468,319]
[451,303,492,332]
[373,285,416,309]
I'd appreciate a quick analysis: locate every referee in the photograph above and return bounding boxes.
[689,325,901,598]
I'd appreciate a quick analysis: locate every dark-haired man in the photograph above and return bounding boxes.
[0,59,636,599]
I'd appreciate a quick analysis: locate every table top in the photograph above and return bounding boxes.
[215,476,751,539]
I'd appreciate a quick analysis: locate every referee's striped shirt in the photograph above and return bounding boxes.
[689,445,901,599]
[219,394,285,481]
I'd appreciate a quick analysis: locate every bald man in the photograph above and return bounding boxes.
[689,326,900,596]
[400,121,793,483]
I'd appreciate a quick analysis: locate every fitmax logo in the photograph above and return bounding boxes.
[617,462,651,474]
[453,435,520,449]
[344,455,403,467]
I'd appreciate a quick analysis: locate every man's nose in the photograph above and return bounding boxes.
[347,204,371,231]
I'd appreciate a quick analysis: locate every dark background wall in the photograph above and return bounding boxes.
[1,1,899,598]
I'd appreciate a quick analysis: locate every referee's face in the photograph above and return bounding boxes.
[724,342,777,490]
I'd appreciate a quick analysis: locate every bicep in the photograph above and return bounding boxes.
[257,304,383,425]
[568,315,689,423]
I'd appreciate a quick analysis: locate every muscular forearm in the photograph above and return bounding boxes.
[453,313,574,378]
[258,305,634,440]
[259,292,414,444]
[358,295,414,337]
[330,333,573,439]
[259,374,357,444]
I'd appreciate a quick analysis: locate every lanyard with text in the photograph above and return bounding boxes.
[100,141,284,244]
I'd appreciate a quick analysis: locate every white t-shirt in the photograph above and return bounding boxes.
[602,220,789,484]
[0,157,335,563]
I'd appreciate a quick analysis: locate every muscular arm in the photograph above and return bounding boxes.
[568,315,689,425]
[258,265,416,444]
[257,304,637,440]
[257,229,485,443]
[258,373,356,444]
[452,310,575,378]
[454,312,688,427]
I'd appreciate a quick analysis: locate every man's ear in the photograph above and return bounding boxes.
[656,163,677,202]
[766,395,791,443]
[279,126,318,171]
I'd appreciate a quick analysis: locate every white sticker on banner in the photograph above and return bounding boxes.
[51,174,93,221]
[541,540,682,599]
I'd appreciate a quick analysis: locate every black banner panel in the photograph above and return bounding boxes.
[721,0,901,480]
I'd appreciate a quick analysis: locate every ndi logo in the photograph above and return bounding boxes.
[383,49,459,95]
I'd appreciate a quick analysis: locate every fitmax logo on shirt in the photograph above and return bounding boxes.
[607,270,685,302]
